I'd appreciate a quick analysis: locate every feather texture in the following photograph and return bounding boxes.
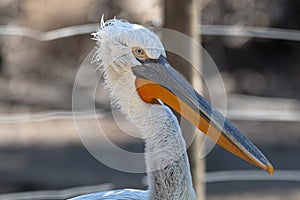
[70,18,197,200]
[70,189,147,200]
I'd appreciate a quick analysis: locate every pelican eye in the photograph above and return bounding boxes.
[132,47,149,60]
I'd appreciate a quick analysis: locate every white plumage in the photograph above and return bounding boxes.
[70,17,273,200]
[70,18,197,200]
[71,189,147,200]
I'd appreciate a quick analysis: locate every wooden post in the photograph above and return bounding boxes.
[164,0,205,199]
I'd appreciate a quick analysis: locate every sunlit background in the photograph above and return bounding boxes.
[0,0,300,199]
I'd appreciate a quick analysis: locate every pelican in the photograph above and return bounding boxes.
[70,18,273,200]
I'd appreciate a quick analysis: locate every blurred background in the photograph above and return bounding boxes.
[1,0,300,199]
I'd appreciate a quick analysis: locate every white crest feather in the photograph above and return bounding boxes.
[91,17,133,71]
[74,18,197,200]
[91,17,165,73]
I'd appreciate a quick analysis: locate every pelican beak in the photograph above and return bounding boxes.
[132,55,273,174]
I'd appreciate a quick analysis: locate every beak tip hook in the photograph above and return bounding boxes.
[266,163,274,175]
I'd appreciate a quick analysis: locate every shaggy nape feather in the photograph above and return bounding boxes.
[71,18,197,200]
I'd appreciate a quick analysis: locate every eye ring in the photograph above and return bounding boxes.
[132,47,149,60]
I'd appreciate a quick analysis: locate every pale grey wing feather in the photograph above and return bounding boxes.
[69,189,148,200]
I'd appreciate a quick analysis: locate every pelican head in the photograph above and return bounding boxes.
[92,18,273,174]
